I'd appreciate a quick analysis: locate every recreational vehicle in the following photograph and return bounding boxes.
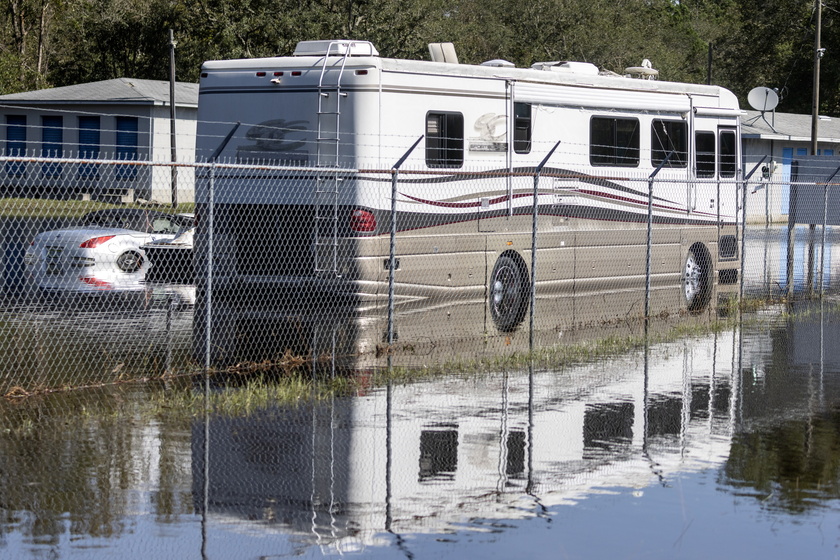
[193,40,742,366]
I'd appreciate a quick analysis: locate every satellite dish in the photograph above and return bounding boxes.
[748,87,779,112]
[624,58,659,80]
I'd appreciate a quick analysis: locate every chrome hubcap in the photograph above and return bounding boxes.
[492,267,515,314]
[683,253,701,302]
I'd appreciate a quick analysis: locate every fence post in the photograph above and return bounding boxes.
[786,162,801,299]
[807,224,816,296]
[204,123,240,372]
[166,296,174,374]
[529,141,562,350]
[388,136,424,347]
[741,157,767,306]
[646,152,673,322]
[204,162,215,372]
[819,165,840,297]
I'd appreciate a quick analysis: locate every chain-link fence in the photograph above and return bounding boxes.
[1,149,838,395]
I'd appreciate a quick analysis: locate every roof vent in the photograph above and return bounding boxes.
[481,59,515,68]
[531,61,599,75]
[428,42,459,64]
[293,40,379,57]
[624,59,658,80]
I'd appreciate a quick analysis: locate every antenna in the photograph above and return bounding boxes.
[745,86,779,132]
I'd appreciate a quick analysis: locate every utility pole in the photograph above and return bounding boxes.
[169,29,178,208]
[811,0,823,156]
[707,43,712,85]
[807,1,823,296]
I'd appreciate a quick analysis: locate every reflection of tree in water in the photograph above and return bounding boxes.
[723,409,840,513]
[720,301,840,513]
[0,389,192,542]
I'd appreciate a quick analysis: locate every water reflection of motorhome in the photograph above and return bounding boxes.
[192,328,740,551]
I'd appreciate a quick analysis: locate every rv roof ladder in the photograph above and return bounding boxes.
[313,41,353,276]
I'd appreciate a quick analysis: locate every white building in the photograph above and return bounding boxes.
[742,109,840,224]
[0,78,198,203]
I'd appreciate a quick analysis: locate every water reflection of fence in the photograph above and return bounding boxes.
[2,153,840,394]
[184,302,840,554]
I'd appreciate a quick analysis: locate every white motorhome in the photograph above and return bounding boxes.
[194,40,742,364]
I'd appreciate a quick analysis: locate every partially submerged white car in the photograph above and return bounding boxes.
[24,209,192,294]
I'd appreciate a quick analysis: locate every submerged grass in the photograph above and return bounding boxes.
[197,293,832,416]
[147,305,769,419]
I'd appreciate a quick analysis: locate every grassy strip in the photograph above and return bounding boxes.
[0,198,195,219]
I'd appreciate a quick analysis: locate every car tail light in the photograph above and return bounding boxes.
[79,276,113,290]
[350,209,376,232]
[80,235,115,248]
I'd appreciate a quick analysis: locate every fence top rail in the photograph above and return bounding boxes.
[0,154,199,169]
[9,153,840,188]
[0,154,360,174]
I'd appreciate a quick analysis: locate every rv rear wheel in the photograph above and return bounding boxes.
[682,244,711,312]
[490,252,530,332]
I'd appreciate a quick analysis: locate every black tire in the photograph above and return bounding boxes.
[489,253,530,332]
[682,244,711,312]
[116,250,144,273]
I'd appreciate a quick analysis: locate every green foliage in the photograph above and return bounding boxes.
[711,0,815,113]
[47,0,183,86]
[0,0,838,116]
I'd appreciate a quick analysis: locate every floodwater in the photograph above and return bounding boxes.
[3,300,840,559]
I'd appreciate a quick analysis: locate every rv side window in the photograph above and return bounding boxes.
[590,117,639,167]
[514,103,532,154]
[695,132,715,178]
[426,112,464,168]
[651,120,687,168]
[719,129,737,178]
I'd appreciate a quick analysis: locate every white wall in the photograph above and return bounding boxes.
[743,137,840,225]
[150,106,197,203]
[0,104,196,203]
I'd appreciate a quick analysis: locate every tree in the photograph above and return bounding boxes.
[710,0,814,113]
[0,0,60,92]
[47,0,183,86]
[0,0,837,121]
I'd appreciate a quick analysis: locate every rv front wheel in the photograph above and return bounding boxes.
[682,244,711,312]
[490,253,530,332]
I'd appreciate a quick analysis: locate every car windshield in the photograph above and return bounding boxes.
[81,210,187,234]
